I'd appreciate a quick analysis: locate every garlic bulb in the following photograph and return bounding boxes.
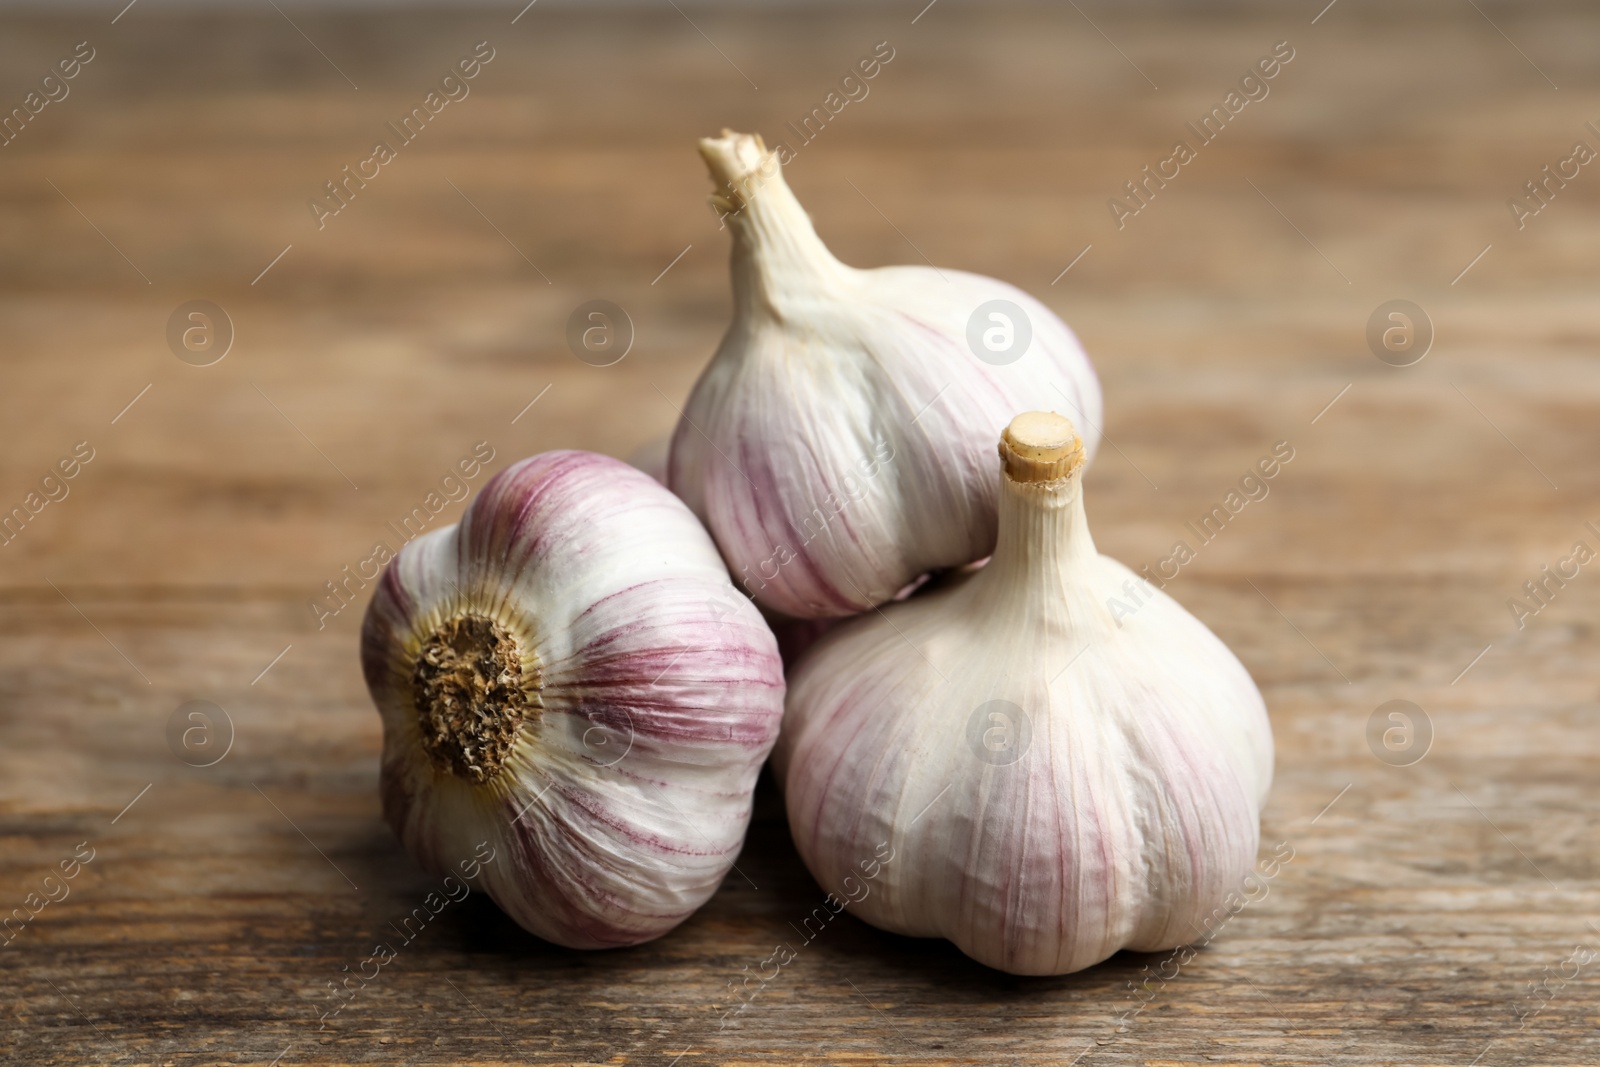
[669,130,1103,619]
[361,451,785,949]
[775,412,1273,975]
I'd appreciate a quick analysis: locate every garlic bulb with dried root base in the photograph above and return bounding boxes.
[362,451,785,949]
[669,130,1103,619]
[775,412,1273,976]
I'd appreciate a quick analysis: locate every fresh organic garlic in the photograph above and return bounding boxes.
[362,451,785,949]
[775,412,1273,975]
[669,130,1103,619]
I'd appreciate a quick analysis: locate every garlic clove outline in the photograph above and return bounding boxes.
[669,130,1103,619]
[775,412,1273,975]
[362,451,785,949]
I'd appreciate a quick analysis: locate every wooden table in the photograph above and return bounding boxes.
[2,3,1597,1064]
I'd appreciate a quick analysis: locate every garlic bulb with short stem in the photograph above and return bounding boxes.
[774,412,1273,976]
[669,130,1103,619]
[362,451,785,949]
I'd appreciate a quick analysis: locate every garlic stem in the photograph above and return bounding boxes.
[699,129,846,314]
[999,411,1085,485]
[983,412,1098,604]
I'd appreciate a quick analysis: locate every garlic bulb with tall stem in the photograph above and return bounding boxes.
[775,412,1273,976]
[669,130,1103,619]
[362,451,785,949]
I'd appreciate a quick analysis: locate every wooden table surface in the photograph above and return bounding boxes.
[3,2,1598,1064]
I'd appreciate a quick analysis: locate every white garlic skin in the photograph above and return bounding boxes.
[669,131,1103,619]
[775,418,1272,975]
[362,451,784,949]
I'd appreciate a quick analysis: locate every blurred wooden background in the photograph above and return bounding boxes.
[1,1,1598,1064]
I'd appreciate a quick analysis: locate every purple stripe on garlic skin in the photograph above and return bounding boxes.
[775,413,1272,976]
[361,450,784,951]
[669,130,1102,620]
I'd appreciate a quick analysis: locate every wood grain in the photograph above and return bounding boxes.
[2,3,1599,1064]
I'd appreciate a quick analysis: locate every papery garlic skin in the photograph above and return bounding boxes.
[362,451,784,949]
[775,414,1272,976]
[669,131,1103,619]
